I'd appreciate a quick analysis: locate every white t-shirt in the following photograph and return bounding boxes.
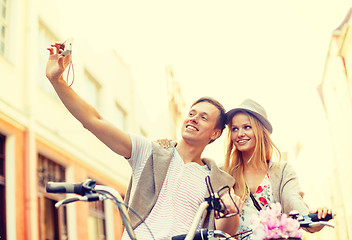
[122,134,210,240]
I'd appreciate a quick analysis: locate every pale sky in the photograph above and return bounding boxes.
[65,0,350,144]
[62,0,351,202]
[64,0,351,153]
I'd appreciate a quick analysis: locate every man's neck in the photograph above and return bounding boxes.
[175,140,206,165]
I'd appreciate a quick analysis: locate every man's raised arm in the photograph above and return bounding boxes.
[46,43,132,158]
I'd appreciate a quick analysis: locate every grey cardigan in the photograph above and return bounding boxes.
[268,160,309,215]
[124,142,235,230]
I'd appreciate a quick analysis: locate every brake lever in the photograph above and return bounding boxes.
[309,222,335,228]
[55,194,103,208]
[205,176,239,219]
[55,197,81,208]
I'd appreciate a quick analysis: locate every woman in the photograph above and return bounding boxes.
[224,98,332,236]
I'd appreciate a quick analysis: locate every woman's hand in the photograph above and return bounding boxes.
[306,207,334,233]
[220,190,244,216]
[46,42,71,82]
[215,190,244,236]
[156,139,172,148]
[313,206,332,219]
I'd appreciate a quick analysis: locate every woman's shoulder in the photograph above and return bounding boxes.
[269,160,284,169]
[268,160,297,176]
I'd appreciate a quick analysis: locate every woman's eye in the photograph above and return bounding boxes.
[245,126,251,130]
[202,116,207,120]
[232,127,238,132]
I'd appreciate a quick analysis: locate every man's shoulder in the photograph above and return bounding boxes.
[129,133,151,143]
[202,158,235,187]
[127,133,153,163]
[150,140,177,165]
[129,133,154,151]
[151,140,177,150]
[202,158,224,171]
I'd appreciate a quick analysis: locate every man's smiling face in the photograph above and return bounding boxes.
[181,101,221,145]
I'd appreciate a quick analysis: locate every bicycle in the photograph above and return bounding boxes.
[46,177,334,240]
[46,175,239,240]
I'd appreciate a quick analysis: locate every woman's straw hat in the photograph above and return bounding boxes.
[226,99,273,134]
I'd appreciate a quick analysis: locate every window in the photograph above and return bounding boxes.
[113,103,126,130]
[83,71,101,109]
[37,23,58,96]
[0,134,6,239]
[0,0,8,56]
[37,154,67,240]
[88,181,106,240]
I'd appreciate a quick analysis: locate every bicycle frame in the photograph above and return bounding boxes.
[186,202,210,240]
[172,176,240,240]
[183,201,233,240]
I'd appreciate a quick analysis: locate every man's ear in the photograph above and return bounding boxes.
[210,129,222,141]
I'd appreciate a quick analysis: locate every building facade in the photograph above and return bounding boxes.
[318,7,352,240]
[0,0,183,239]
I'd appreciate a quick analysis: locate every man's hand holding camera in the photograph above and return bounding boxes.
[46,41,72,82]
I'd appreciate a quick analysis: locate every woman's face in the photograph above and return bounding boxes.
[230,112,256,154]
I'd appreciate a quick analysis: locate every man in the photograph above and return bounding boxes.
[46,43,242,239]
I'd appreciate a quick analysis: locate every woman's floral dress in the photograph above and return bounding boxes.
[237,173,274,239]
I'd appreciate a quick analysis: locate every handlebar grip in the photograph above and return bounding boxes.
[308,212,334,222]
[46,182,86,195]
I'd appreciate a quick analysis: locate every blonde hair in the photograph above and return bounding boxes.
[224,111,281,200]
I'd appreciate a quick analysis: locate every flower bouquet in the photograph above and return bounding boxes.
[250,202,304,240]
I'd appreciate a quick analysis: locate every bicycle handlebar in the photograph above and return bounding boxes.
[290,210,335,228]
[307,212,334,222]
[46,179,138,240]
[172,211,335,240]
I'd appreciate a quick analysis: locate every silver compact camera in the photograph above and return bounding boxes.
[60,38,73,56]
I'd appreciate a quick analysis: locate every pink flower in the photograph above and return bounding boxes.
[258,208,272,221]
[251,203,302,240]
[293,229,304,238]
[265,227,282,239]
[266,215,279,230]
[270,202,282,217]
